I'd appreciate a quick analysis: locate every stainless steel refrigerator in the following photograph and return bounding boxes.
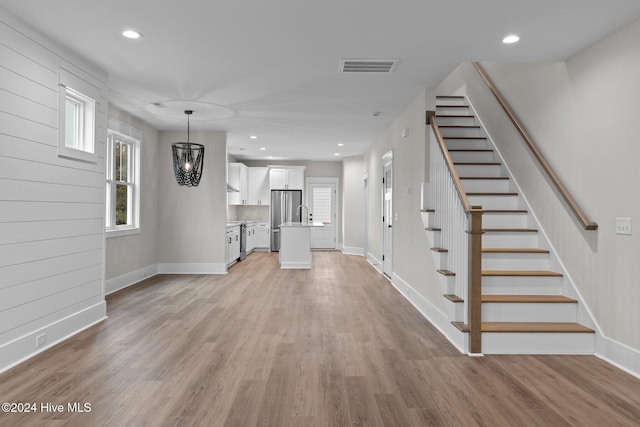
[270,189,302,251]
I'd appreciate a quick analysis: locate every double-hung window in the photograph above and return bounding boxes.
[106,129,140,236]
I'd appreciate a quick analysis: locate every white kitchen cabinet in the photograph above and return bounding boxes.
[247,167,270,205]
[246,223,256,254]
[228,163,248,205]
[256,222,270,249]
[269,167,305,190]
[226,225,240,265]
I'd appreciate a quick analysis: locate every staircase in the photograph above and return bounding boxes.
[422,95,595,354]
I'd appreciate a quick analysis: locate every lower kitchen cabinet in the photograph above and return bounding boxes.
[226,225,240,266]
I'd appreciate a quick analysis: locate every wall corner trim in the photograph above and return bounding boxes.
[342,246,364,256]
[105,264,160,295]
[596,334,640,379]
[157,263,227,275]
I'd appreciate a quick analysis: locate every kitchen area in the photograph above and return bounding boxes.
[226,163,319,269]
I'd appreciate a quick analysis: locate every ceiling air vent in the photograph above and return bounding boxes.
[339,59,399,73]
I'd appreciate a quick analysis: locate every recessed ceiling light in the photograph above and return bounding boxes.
[250,135,258,139]
[122,30,142,39]
[260,147,266,151]
[502,34,520,44]
[267,156,274,159]
[334,153,340,156]
[337,143,344,147]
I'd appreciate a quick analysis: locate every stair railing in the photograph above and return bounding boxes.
[427,112,483,354]
[472,62,597,231]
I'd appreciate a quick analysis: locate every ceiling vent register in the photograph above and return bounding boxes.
[339,59,399,73]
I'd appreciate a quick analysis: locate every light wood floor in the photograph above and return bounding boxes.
[1,251,639,426]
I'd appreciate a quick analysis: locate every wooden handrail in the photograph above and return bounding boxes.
[431,117,472,212]
[472,62,598,231]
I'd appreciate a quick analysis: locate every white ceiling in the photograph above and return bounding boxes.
[2,1,640,161]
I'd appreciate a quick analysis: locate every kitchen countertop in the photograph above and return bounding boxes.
[280,221,324,227]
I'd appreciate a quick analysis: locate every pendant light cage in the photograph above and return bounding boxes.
[172,110,205,187]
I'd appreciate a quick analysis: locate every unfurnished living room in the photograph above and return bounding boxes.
[1,1,640,426]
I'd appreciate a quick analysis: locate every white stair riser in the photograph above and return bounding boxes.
[450,151,495,163]
[482,252,549,270]
[425,229,441,247]
[446,300,465,322]
[420,211,433,229]
[482,302,577,322]
[461,179,510,193]
[481,332,595,354]
[468,195,519,210]
[455,164,503,177]
[435,116,477,126]
[481,213,528,228]
[437,107,470,115]
[482,232,538,247]
[445,139,490,150]
[439,127,484,138]
[433,251,448,270]
[436,98,467,106]
[482,275,563,295]
[439,275,456,295]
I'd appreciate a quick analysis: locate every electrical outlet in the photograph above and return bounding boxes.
[36,333,47,348]
[616,218,632,235]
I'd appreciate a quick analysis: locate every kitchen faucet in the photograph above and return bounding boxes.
[297,204,309,223]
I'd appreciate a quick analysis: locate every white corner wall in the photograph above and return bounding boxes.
[157,130,227,273]
[363,89,448,318]
[0,10,107,373]
[342,156,364,254]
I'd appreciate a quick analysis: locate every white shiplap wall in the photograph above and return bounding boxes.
[0,11,107,372]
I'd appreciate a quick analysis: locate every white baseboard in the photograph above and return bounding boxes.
[342,246,364,256]
[157,263,227,275]
[367,253,383,274]
[105,264,159,295]
[390,273,466,354]
[0,302,107,374]
[596,334,640,379]
[280,262,311,269]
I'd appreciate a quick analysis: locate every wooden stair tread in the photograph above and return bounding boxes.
[444,294,464,303]
[483,248,549,253]
[436,95,465,99]
[481,322,594,333]
[448,149,493,152]
[435,114,475,118]
[425,227,441,231]
[454,162,501,165]
[436,105,469,108]
[482,295,577,303]
[420,209,435,213]
[482,210,528,214]
[437,269,455,276]
[460,176,509,180]
[431,247,448,253]
[482,270,563,277]
[483,228,538,233]
[467,192,518,196]
[452,322,593,333]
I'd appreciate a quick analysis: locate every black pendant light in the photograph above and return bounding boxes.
[172,110,204,187]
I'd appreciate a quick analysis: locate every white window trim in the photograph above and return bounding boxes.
[58,67,99,163]
[106,128,141,238]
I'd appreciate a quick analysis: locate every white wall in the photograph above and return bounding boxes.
[104,105,160,291]
[157,130,227,272]
[0,10,108,372]
[342,156,364,254]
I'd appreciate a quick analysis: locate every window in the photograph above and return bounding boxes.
[106,129,140,236]
[58,68,99,162]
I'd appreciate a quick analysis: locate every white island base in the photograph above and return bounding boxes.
[279,222,319,269]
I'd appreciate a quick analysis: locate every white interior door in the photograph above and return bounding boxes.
[383,158,393,276]
[307,179,338,249]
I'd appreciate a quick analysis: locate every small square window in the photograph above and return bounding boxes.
[58,68,99,163]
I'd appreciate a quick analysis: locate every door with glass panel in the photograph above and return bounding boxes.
[307,179,338,249]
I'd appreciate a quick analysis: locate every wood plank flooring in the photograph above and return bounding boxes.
[1,251,639,426]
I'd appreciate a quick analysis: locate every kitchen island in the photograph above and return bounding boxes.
[279,222,323,269]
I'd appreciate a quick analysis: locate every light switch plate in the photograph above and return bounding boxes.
[616,218,632,235]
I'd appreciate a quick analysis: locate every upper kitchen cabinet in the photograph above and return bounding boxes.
[247,167,270,205]
[269,167,305,190]
[228,162,248,205]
